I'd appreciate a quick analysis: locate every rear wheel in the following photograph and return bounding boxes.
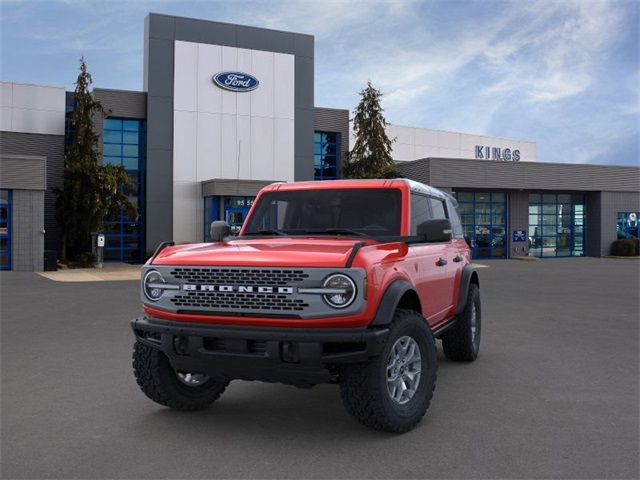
[339,309,438,433]
[132,341,229,411]
[442,283,481,362]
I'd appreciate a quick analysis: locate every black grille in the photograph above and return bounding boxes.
[169,267,309,286]
[171,292,309,311]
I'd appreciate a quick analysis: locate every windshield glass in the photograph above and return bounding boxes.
[243,188,402,237]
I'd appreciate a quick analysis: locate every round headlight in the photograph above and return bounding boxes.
[143,270,165,301]
[322,274,356,309]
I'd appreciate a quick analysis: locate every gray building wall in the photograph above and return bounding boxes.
[509,191,529,257]
[398,157,640,192]
[0,154,47,271]
[144,13,314,252]
[314,107,349,172]
[0,132,63,253]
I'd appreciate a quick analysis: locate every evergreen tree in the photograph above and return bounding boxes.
[343,81,398,179]
[55,58,136,261]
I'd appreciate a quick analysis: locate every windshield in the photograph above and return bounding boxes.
[242,188,402,237]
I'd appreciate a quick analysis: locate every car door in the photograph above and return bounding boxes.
[410,193,456,325]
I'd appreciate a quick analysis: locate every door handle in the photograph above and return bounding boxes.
[453,255,463,263]
[436,258,447,267]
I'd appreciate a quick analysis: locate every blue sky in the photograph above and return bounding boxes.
[1,0,638,166]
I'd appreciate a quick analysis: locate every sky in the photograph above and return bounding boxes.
[1,0,639,166]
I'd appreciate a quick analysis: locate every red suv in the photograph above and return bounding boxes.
[131,179,481,432]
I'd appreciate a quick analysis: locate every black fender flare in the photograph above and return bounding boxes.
[370,280,418,327]
[456,265,479,316]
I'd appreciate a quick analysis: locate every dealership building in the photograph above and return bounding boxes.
[1,13,639,270]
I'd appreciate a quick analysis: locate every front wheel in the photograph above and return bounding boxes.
[132,341,229,411]
[339,309,438,433]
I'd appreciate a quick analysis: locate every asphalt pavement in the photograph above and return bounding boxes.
[1,258,638,479]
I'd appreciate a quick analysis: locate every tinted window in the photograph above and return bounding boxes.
[429,198,447,220]
[446,199,464,238]
[244,189,402,236]
[410,194,432,234]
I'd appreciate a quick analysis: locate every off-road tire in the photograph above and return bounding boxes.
[442,283,481,362]
[133,341,229,411]
[339,309,437,433]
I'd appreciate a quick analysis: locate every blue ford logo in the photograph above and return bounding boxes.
[212,72,259,92]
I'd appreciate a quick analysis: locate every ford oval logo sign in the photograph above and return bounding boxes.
[212,72,259,92]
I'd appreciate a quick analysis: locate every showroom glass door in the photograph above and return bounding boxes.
[528,193,585,257]
[224,197,255,234]
[0,190,11,270]
[455,192,507,259]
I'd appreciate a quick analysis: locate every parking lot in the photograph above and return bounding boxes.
[1,258,638,479]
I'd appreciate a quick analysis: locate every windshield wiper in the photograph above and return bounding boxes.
[242,229,288,236]
[304,228,369,237]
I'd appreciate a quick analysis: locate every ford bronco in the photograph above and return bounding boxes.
[131,179,481,432]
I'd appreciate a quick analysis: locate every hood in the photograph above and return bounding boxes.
[151,237,378,268]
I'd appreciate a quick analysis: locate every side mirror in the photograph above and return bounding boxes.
[417,219,452,243]
[210,221,231,242]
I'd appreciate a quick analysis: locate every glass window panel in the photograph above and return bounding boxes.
[461,214,474,225]
[457,202,474,214]
[323,155,337,167]
[529,205,541,215]
[323,166,337,178]
[542,225,557,236]
[542,215,557,225]
[123,120,140,131]
[491,192,505,203]
[475,203,490,215]
[122,145,138,157]
[572,195,585,204]
[529,193,541,203]
[456,192,474,202]
[314,154,322,167]
[103,130,122,143]
[542,204,556,214]
[325,133,337,143]
[323,143,337,155]
[542,194,556,203]
[475,214,490,224]
[103,144,121,157]
[490,204,506,215]
[529,214,540,225]
[528,248,541,257]
[122,131,139,145]
[429,198,447,220]
[313,143,322,155]
[314,132,321,143]
[122,156,139,170]
[492,214,506,225]
[558,194,571,203]
[574,204,584,215]
[475,193,491,203]
[557,248,571,257]
[103,118,122,130]
[557,203,572,216]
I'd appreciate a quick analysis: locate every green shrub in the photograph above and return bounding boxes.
[75,252,97,267]
[611,239,637,256]
[631,237,640,256]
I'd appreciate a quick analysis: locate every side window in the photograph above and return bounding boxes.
[410,194,432,234]
[429,198,447,220]
[446,199,464,238]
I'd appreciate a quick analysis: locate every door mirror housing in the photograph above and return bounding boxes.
[416,219,452,243]
[210,221,232,242]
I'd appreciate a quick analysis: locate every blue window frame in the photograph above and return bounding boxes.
[102,118,145,263]
[314,131,340,180]
[528,193,585,257]
[0,189,11,270]
[455,191,507,259]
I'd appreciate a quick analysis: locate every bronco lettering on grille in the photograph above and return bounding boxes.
[182,285,294,294]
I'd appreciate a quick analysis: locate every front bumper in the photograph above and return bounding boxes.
[131,316,389,387]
